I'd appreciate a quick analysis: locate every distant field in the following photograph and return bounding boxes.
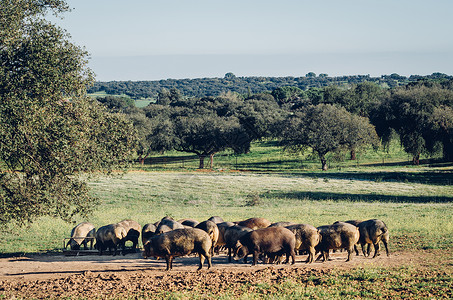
[87,91,153,108]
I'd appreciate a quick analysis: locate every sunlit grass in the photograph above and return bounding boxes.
[1,170,451,254]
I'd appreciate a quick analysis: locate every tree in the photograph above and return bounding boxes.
[373,83,453,164]
[0,0,137,225]
[280,104,379,171]
[429,105,453,161]
[173,111,243,169]
[96,95,135,111]
[271,86,305,106]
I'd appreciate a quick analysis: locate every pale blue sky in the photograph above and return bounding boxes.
[50,0,453,81]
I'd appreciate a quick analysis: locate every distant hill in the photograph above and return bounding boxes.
[87,72,451,100]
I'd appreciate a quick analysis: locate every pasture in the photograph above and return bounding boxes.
[1,154,452,299]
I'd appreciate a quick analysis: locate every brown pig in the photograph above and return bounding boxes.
[67,222,96,250]
[143,228,212,271]
[116,219,141,252]
[285,224,321,263]
[224,225,253,262]
[95,223,127,256]
[233,227,296,266]
[315,222,359,262]
[357,219,389,258]
[195,220,219,256]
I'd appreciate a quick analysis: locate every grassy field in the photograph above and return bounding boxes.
[1,143,452,298]
[1,165,452,254]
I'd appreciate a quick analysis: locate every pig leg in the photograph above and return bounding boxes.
[198,254,205,270]
[383,239,390,256]
[346,247,353,262]
[361,243,368,257]
[165,256,173,271]
[252,251,259,266]
[372,242,380,258]
[289,249,296,265]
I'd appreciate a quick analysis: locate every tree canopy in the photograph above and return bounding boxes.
[280,104,379,170]
[372,82,453,164]
[0,0,137,225]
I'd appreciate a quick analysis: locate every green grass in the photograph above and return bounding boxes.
[1,170,451,254]
[1,140,452,254]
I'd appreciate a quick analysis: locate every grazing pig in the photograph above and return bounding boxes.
[357,219,389,258]
[116,219,141,252]
[156,216,185,234]
[285,224,321,263]
[236,217,271,230]
[233,227,296,266]
[195,220,219,256]
[207,216,224,224]
[142,228,212,271]
[334,220,364,255]
[315,222,359,262]
[177,218,200,228]
[95,223,127,256]
[224,225,253,262]
[66,222,96,250]
[216,222,235,248]
[141,223,157,246]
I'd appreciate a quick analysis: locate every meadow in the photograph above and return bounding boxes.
[1,141,452,254]
[1,142,452,299]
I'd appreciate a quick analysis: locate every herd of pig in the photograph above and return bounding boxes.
[66,217,389,271]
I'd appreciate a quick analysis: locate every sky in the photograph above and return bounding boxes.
[49,0,453,81]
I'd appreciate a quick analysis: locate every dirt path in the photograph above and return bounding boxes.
[0,250,447,299]
[0,250,419,282]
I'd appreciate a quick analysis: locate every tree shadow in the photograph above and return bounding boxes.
[264,190,453,203]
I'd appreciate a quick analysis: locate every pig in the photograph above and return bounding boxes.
[334,220,364,255]
[66,222,96,250]
[155,216,185,234]
[207,216,224,224]
[116,219,141,252]
[236,217,271,230]
[224,225,253,262]
[233,227,296,266]
[141,223,157,246]
[142,228,212,271]
[95,223,127,256]
[195,220,219,255]
[357,219,389,258]
[285,224,321,263]
[315,222,360,262]
[177,218,200,228]
[216,222,235,247]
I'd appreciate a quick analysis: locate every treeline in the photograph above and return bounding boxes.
[96,78,453,170]
[88,72,452,99]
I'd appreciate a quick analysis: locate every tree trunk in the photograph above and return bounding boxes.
[442,138,453,162]
[210,153,215,169]
[350,149,356,160]
[198,155,206,169]
[412,153,420,165]
[139,158,145,165]
[320,156,328,171]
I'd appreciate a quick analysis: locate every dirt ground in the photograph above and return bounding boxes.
[0,249,443,299]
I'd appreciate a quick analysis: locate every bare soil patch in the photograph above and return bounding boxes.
[0,249,448,299]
